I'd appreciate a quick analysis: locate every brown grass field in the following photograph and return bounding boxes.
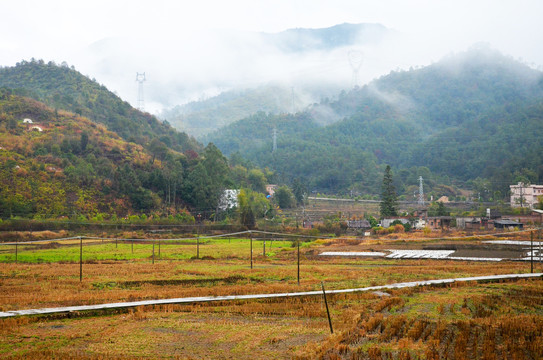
[0,229,542,359]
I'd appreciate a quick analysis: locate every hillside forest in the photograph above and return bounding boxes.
[205,47,543,201]
[1,47,543,221]
[0,62,275,220]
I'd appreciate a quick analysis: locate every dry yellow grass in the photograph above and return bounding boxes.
[0,232,541,359]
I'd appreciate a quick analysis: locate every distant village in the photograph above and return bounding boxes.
[218,182,543,233]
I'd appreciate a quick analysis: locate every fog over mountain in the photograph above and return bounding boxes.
[1,1,543,119]
[81,23,398,115]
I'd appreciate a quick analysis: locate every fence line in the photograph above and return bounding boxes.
[0,228,540,247]
[1,273,540,318]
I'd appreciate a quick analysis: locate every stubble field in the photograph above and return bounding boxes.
[0,230,542,359]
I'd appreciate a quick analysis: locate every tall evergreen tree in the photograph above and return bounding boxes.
[380,165,398,218]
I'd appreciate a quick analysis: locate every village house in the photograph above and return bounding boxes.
[347,219,371,229]
[265,184,278,197]
[427,216,453,230]
[494,219,524,230]
[381,217,410,228]
[510,182,543,209]
[456,217,484,230]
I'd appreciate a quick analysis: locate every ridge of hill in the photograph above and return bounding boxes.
[262,22,390,53]
[207,47,543,198]
[0,89,227,219]
[0,59,200,153]
[159,23,393,138]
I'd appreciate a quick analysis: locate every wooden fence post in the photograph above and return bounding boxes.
[321,282,333,334]
[197,228,200,259]
[539,229,542,270]
[79,236,83,282]
[250,231,253,269]
[531,231,533,273]
[297,238,300,285]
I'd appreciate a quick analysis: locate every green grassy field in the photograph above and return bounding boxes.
[0,237,297,263]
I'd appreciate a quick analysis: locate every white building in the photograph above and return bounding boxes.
[218,189,240,211]
[510,182,543,209]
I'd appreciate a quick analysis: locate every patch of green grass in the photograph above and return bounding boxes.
[0,238,294,264]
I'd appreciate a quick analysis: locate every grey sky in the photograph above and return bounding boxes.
[1,0,542,112]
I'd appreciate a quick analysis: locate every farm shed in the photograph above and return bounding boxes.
[427,216,453,230]
[494,219,523,229]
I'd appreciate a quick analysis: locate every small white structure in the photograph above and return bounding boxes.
[23,118,33,124]
[218,189,240,211]
[29,125,43,132]
[414,219,426,230]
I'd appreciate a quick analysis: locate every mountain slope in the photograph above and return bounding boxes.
[262,22,390,53]
[0,59,200,153]
[159,23,393,138]
[0,90,228,219]
[207,47,543,196]
[161,85,312,138]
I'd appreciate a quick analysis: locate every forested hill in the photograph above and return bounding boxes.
[161,85,305,138]
[207,47,543,198]
[0,59,200,153]
[160,23,392,138]
[0,90,232,218]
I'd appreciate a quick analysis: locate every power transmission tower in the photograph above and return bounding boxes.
[136,72,146,111]
[348,50,363,88]
[418,176,425,206]
[272,128,277,152]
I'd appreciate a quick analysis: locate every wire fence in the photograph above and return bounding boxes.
[0,227,540,246]
[1,228,541,282]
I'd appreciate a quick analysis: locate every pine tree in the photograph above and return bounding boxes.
[380,165,398,218]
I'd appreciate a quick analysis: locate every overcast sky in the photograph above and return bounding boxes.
[2,0,542,112]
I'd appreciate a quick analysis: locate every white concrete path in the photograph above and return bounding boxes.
[1,273,541,318]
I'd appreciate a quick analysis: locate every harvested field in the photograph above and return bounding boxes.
[0,230,542,358]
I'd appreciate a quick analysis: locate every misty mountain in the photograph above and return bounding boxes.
[158,23,393,137]
[160,84,343,138]
[0,59,200,153]
[261,23,390,53]
[207,46,543,196]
